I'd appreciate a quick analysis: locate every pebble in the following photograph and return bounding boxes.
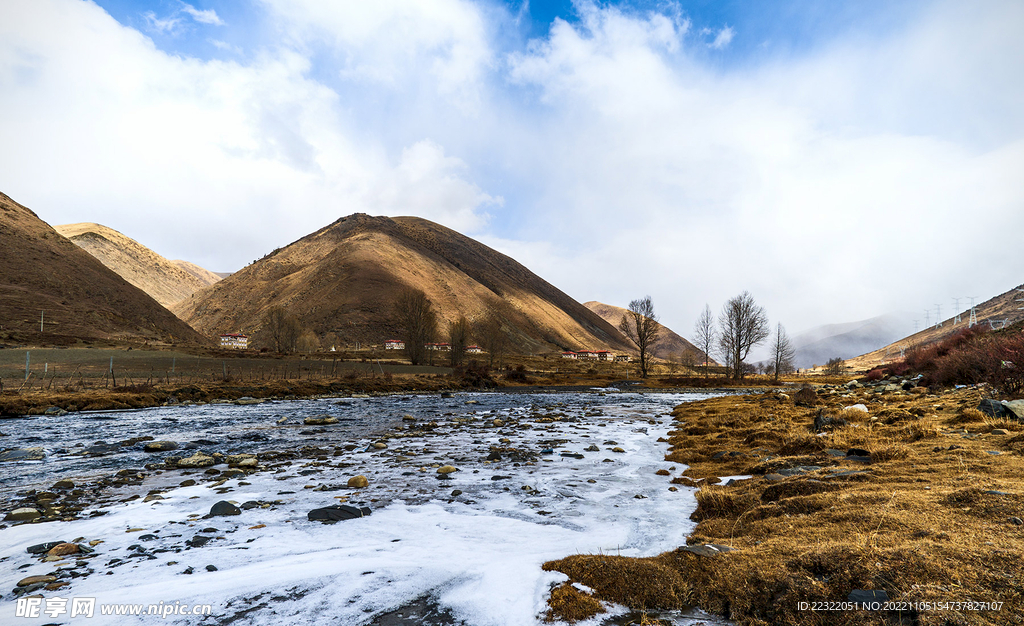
[5,507,42,522]
[436,465,458,474]
[18,575,57,586]
[47,543,80,557]
[209,501,241,517]
[347,475,369,488]
[143,441,179,452]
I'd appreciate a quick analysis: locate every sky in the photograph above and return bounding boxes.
[1,0,1022,340]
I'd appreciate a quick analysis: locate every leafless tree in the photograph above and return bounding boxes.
[619,296,660,378]
[392,288,438,366]
[824,357,845,376]
[771,323,796,382]
[692,303,717,378]
[477,313,508,368]
[448,316,470,367]
[297,330,321,354]
[262,306,302,353]
[718,291,770,380]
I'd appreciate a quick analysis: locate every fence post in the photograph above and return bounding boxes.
[25,351,30,381]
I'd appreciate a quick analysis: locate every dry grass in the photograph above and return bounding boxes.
[544,386,1024,625]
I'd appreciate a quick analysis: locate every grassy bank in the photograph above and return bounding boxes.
[544,384,1024,625]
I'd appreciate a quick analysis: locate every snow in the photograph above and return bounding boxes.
[1,392,734,625]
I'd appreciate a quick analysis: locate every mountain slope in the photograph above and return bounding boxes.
[790,313,913,369]
[55,223,218,308]
[847,284,1024,369]
[583,301,708,363]
[0,192,204,344]
[171,260,223,288]
[173,214,633,353]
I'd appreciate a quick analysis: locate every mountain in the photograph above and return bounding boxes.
[790,313,913,369]
[170,260,223,288]
[55,222,219,308]
[0,192,204,344]
[847,284,1024,370]
[172,214,634,353]
[583,301,709,363]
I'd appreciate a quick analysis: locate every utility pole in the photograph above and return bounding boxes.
[934,304,942,328]
[1017,288,1024,310]
[952,298,962,325]
[40,310,44,333]
[967,297,978,327]
[25,351,30,381]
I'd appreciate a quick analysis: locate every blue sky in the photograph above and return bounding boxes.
[1,0,1022,339]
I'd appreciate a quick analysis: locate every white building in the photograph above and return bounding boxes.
[219,333,248,349]
[384,339,405,350]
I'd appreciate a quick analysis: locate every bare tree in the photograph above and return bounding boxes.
[297,330,321,354]
[262,306,302,353]
[771,323,796,382]
[447,316,469,367]
[692,303,717,378]
[477,313,508,368]
[824,357,845,376]
[718,291,770,380]
[392,288,438,366]
[619,296,660,378]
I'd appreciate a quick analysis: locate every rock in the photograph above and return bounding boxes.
[206,564,218,571]
[813,409,848,432]
[1009,517,1023,526]
[372,442,388,449]
[402,414,416,422]
[44,406,68,416]
[235,397,260,405]
[186,535,212,548]
[238,458,258,469]
[848,589,889,605]
[208,501,241,517]
[991,429,1010,436]
[226,454,256,465]
[978,399,1014,419]
[304,415,339,425]
[27,541,65,554]
[347,475,369,488]
[177,453,215,468]
[144,441,178,452]
[492,419,504,427]
[5,507,41,521]
[677,544,735,557]
[179,479,197,487]
[584,444,600,452]
[1002,400,1024,420]
[308,504,371,522]
[451,490,463,497]
[436,465,458,474]
[143,494,165,502]
[843,404,868,413]
[47,542,80,556]
[612,447,625,453]
[51,479,74,490]
[0,447,45,462]
[17,575,57,587]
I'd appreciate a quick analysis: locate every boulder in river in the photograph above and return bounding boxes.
[144,441,178,452]
[177,453,216,468]
[0,447,45,462]
[308,504,371,522]
[27,541,65,554]
[304,415,339,425]
[5,507,42,522]
[347,475,369,488]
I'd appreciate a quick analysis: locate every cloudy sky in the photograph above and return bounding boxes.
[1,0,1022,340]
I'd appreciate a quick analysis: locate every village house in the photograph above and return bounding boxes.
[596,350,612,361]
[577,350,599,360]
[614,354,631,362]
[219,333,248,349]
[466,345,483,354]
[561,351,577,359]
[384,339,405,350]
[426,342,451,351]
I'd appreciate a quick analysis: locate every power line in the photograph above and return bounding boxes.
[952,297,962,325]
[967,297,978,327]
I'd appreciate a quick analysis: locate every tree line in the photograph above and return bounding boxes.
[691,291,795,380]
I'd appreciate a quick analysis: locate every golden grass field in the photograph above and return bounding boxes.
[544,384,1024,625]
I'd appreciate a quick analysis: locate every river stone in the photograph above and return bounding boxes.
[304,415,338,425]
[144,441,178,452]
[17,575,57,587]
[177,453,215,468]
[402,414,416,421]
[47,542,80,557]
[347,475,369,488]
[0,448,45,462]
[226,454,256,465]
[5,507,41,521]
[209,501,241,517]
[238,458,258,469]
[27,541,65,554]
[44,406,68,416]
[677,544,736,558]
[612,447,625,453]
[436,465,458,474]
[308,504,371,522]
[235,397,260,405]
[51,479,75,490]
[978,399,1014,419]
[372,442,387,449]
[843,404,869,413]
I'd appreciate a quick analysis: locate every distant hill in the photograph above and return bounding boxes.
[172,213,633,353]
[171,260,223,288]
[0,192,204,344]
[55,223,219,308]
[583,301,710,363]
[790,313,913,369]
[848,284,1024,370]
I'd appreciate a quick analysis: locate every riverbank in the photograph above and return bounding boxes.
[543,382,1024,625]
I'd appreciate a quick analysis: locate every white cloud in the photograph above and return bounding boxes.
[142,11,182,33]
[181,3,224,26]
[709,25,733,49]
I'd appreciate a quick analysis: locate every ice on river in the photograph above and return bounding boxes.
[1,392,731,625]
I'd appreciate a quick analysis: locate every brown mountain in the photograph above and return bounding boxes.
[0,192,205,344]
[584,301,709,363]
[172,213,634,353]
[847,283,1024,370]
[55,222,219,308]
[171,260,223,288]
